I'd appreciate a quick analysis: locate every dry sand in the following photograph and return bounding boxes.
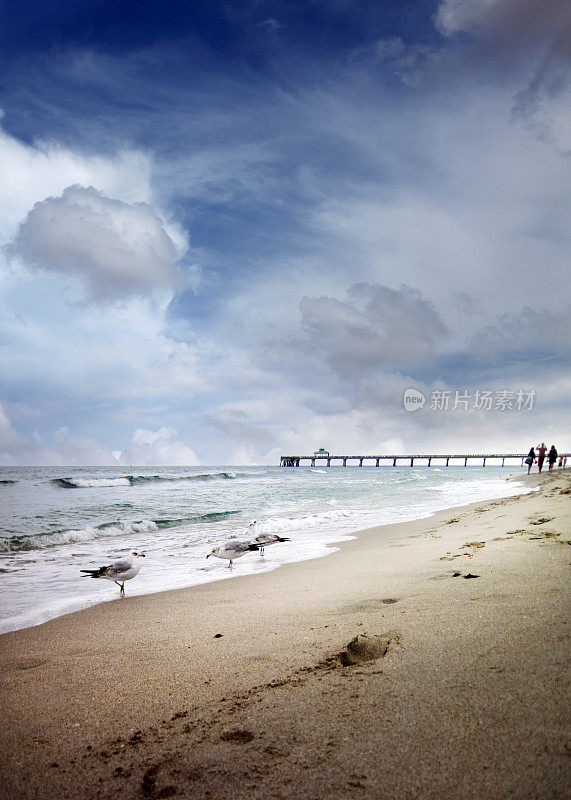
[1,469,569,800]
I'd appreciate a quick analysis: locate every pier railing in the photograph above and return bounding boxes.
[280,453,569,468]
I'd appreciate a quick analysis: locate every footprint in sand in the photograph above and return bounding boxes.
[14,658,48,670]
[220,729,255,743]
[341,598,399,613]
[440,552,471,561]
[141,763,177,798]
[444,571,480,579]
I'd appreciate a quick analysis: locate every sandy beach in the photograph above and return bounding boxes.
[1,469,569,800]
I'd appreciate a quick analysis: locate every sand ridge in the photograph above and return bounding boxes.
[1,469,569,799]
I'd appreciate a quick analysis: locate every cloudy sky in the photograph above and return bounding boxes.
[0,0,569,465]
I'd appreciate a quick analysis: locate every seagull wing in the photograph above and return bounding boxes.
[229,541,261,553]
[104,559,133,576]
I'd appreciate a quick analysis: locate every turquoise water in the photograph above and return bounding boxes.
[0,464,529,633]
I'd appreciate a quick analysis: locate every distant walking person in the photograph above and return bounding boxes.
[537,443,547,473]
[548,445,557,471]
[525,446,535,474]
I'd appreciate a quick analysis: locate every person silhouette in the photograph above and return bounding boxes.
[537,443,547,473]
[548,445,558,471]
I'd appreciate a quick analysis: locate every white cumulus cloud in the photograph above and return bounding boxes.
[7,185,184,301]
[0,124,154,243]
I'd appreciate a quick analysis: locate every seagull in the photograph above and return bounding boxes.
[248,520,291,554]
[80,551,145,595]
[206,540,260,568]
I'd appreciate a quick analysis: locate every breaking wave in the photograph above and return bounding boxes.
[51,472,239,488]
[0,510,241,552]
[52,478,131,488]
[129,472,238,484]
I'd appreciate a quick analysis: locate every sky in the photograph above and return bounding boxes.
[0,0,570,466]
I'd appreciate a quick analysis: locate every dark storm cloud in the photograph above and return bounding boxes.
[299,283,449,379]
[436,0,571,154]
[467,305,571,363]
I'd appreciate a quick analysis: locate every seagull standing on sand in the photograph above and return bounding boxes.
[248,520,291,554]
[80,551,145,595]
[206,540,260,568]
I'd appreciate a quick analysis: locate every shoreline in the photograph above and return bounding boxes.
[2,469,569,799]
[1,468,533,635]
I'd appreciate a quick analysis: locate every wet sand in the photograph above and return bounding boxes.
[1,469,569,799]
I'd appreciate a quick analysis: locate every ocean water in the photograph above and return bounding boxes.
[0,464,530,634]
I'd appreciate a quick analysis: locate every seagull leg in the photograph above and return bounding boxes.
[228,560,233,568]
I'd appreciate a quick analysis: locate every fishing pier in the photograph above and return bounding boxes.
[280,453,559,468]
